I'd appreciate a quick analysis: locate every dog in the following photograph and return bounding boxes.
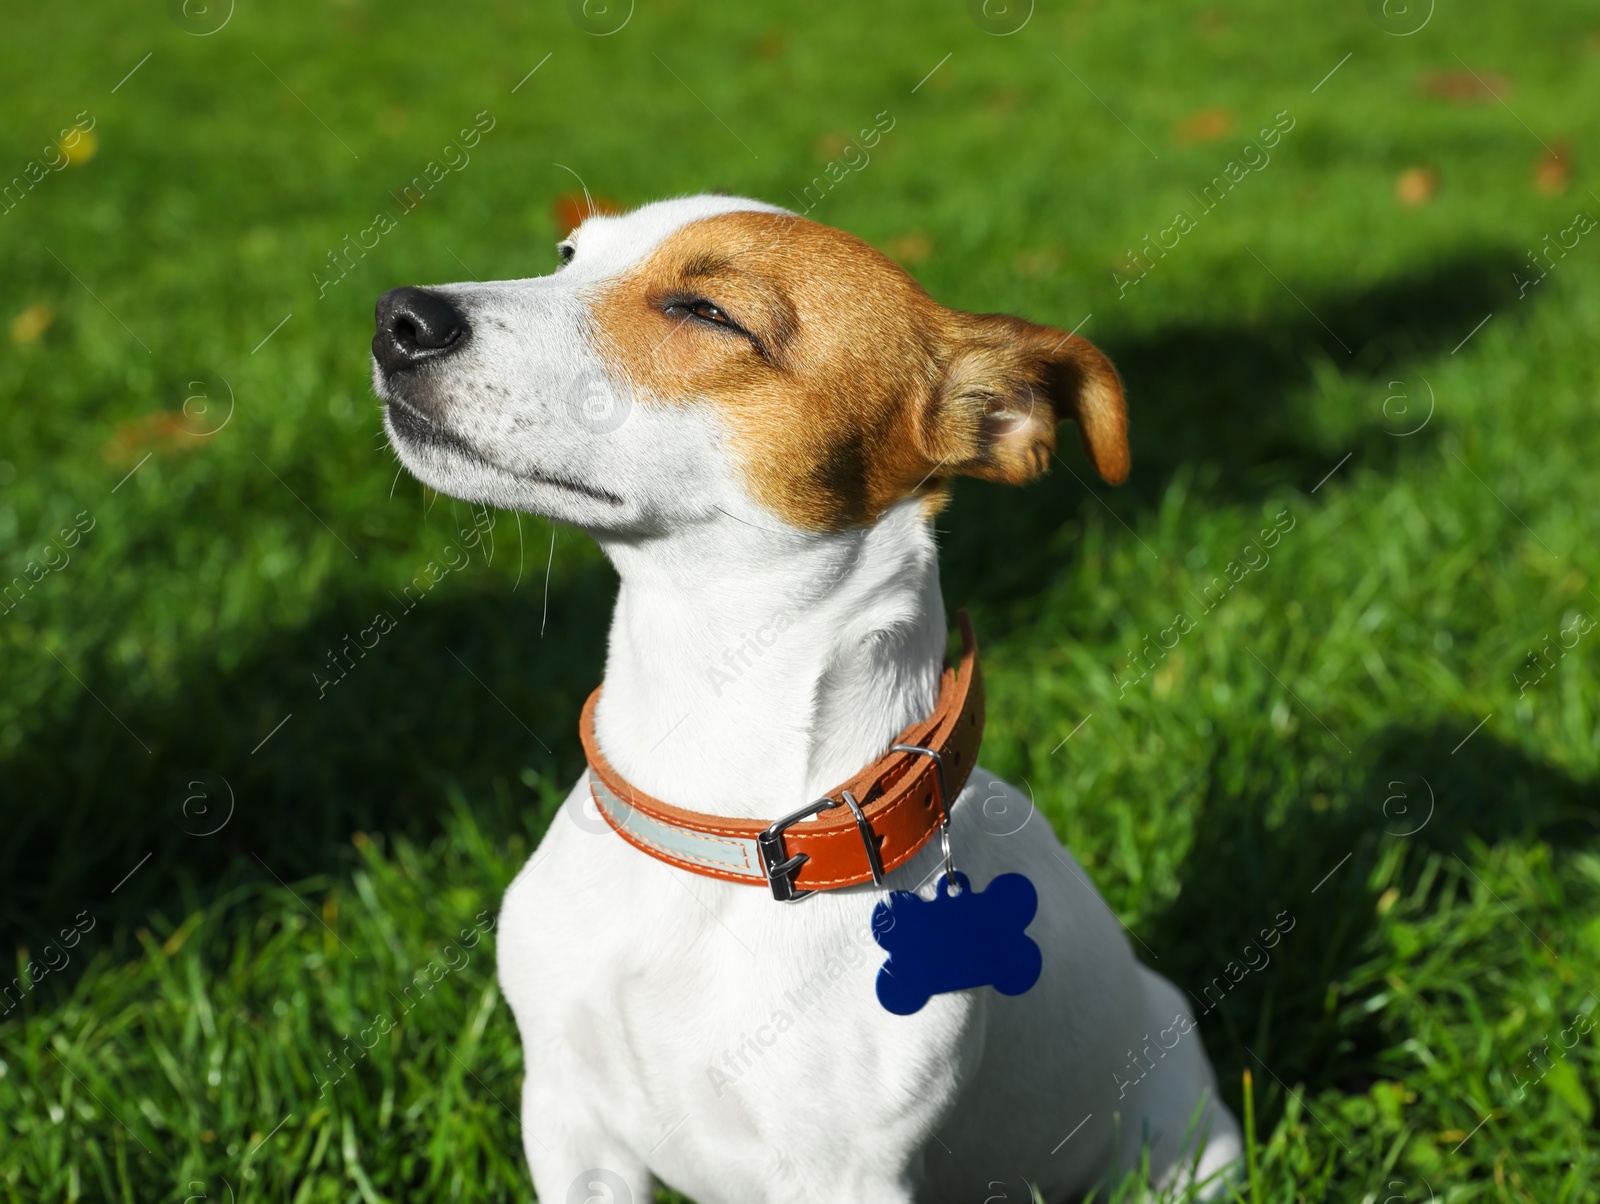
[373,194,1241,1203]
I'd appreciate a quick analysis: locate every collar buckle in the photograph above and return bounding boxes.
[758,796,836,902]
[757,789,888,902]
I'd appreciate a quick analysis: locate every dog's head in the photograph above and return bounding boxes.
[373,194,1127,536]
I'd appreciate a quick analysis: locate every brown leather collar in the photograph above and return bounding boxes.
[580,611,985,900]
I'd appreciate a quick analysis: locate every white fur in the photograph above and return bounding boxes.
[375,195,1241,1202]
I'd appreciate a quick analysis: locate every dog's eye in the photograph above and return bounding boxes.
[556,241,576,267]
[663,296,769,360]
[686,300,731,326]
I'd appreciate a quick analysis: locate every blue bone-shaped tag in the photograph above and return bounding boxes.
[871,871,1042,1016]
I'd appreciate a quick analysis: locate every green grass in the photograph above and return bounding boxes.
[2,0,1597,1199]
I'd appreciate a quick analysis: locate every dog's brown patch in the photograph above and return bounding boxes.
[590,209,1128,530]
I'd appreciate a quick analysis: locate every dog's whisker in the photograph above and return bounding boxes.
[711,504,786,537]
[540,525,555,636]
[511,511,525,592]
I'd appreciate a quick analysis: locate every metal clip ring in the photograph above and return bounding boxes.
[838,789,885,887]
[890,742,957,886]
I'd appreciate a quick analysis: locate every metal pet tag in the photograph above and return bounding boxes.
[871,871,1042,1016]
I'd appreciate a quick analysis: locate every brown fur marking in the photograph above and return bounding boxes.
[589,209,1128,530]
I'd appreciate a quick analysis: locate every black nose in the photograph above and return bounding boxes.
[373,287,469,375]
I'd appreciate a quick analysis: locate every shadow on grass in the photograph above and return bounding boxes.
[1146,720,1597,1119]
[941,250,1526,625]
[0,568,611,969]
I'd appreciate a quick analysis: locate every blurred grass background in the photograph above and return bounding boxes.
[1,0,1598,1199]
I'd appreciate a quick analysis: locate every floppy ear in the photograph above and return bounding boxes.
[923,313,1129,485]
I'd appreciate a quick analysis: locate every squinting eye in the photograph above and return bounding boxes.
[690,300,730,325]
[556,241,576,266]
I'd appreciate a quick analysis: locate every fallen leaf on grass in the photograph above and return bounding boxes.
[982,89,1021,116]
[1534,144,1572,195]
[1422,70,1512,102]
[813,133,849,160]
[102,412,208,463]
[748,31,786,60]
[10,302,54,345]
[885,233,932,265]
[553,192,624,237]
[59,128,97,165]
[1013,248,1061,276]
[1396,167,1437,206]
[1175,107,1232,143]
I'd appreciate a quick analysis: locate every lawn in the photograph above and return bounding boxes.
[1,1,1597,1200]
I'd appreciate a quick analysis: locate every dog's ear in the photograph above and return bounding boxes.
[923,313,1128,485]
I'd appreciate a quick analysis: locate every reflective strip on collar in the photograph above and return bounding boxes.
[589,773,766,881]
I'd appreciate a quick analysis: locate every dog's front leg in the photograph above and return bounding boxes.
[520,1079,654,1204]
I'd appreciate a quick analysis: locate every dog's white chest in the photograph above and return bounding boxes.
[498,775,993,1201]
[495,770,1245,1204]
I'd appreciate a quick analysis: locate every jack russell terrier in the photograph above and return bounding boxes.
[373,195,1241,1203]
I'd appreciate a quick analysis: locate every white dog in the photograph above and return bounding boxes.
[374,195,1241,1203]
